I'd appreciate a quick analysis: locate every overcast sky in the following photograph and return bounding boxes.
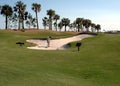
[0,0,120,31]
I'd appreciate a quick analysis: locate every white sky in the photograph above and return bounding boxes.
[0,0,120,31]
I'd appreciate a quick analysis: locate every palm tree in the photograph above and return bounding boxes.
[11,13,18,29]
[14,1,27,30]
[91,23,96,32]
[53,14,60,31]
[73,21,77,32]
[68,23,74,31]
[83,19,91,32]
[32,3,41,29]
[95,24,101,33]
[25,13,34,29]
[26,21,30,29]
[47,9,55,30]
[1,5,13,30]
[8,16,13,29]
[31,18,37,28]
[75,18,84,32]
[42,17,48,30]
[53,22,57,30]
[58,22,63,31]
[61,18,70,32]
[26,17,37,29]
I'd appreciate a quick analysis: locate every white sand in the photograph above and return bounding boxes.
[26,34,94,50]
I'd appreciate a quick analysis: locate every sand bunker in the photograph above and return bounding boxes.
[26,34,94,50]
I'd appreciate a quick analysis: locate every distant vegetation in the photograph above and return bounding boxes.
[0,1,101,32]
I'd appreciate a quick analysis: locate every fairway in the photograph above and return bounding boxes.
[0,30,120,86]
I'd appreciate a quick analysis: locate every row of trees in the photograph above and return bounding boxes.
[0,1,101,32]
[0,1,41,30]
[42,11,101,32]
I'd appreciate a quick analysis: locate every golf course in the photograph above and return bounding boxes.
[0,30,120,86]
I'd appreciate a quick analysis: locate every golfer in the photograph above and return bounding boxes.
[47,36,51,47]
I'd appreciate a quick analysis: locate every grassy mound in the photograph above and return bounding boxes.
[0,30,120,86]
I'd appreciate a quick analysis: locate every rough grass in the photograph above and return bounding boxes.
[0,30,120,86]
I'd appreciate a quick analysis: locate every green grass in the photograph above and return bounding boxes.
[0,30,120,86]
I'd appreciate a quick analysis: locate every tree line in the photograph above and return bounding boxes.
[0,1,101,32]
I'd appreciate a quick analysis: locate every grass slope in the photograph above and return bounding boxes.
[0,30,120,86]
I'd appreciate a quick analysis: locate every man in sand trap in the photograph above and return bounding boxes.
[27,34,94,50]
[47,36,51,47]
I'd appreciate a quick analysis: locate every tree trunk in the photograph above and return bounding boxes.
[18,19,20,30]
[80,24,83,32]
[22,19,24,29]
[29,24,30,30]
[18,10,20,30]
[91,27,94,32]
[65,26,67,32]
[36,11,39,29]
[49,17,52,30]
[87,28,89,32]
[78,25,80,32]
[50,20,52,30]
[97,30,99,33]
[56,20,57,31]
[5,15,8,30]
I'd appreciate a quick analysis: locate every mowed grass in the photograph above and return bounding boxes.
[0,30,120,86]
